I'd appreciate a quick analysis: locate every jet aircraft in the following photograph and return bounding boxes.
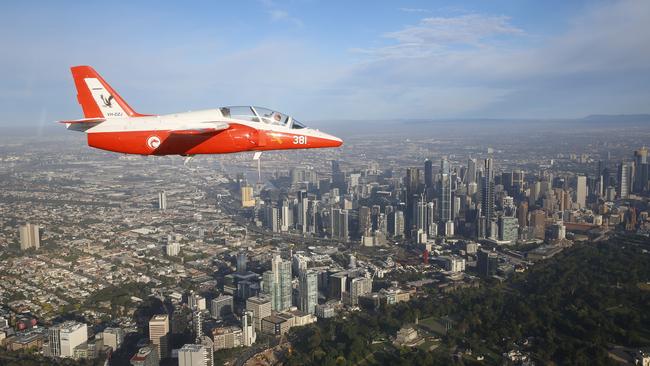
[60,66,342,155]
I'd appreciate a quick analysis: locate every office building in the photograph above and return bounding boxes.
[331,208,349,240]
[517,201,528,228]
[466,158,477,184]
[634,147,649,193]
[246,295,272,331]
[48,321,87,358]
[210,295,233,320]
[530,210,546,240]
[424,159,434,188]
[149,314,169,360]
[101,327,124,351]
[477,250,498,278]
[236,251,248,273]
[498,216,519,243]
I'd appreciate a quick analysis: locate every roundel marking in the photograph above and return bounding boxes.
[147,135,161,149]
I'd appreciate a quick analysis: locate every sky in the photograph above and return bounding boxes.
[1,0,649,127]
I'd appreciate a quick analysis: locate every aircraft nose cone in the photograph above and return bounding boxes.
[324,133,343,147]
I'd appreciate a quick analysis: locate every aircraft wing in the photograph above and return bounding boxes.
[169,121,229,135]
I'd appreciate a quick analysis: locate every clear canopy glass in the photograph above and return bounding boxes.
[220,106,306,129]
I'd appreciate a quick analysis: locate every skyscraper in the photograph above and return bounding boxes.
[299,270,318,314]
[481,158,495,237]
[424,159,434,188]
[149,314,169,360]
[618,163,631,199]
[517,201,529,228]
[405,167,421,231]
[634,147,649,193]
[576,175,587,208]
[264,255,292,311]
[19,223,40,251]
[439,158,452,223]
[530,210,546,240]
[466,158,477,184]
[331,208,349,240]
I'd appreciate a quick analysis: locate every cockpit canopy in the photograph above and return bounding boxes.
[219,106,306,129]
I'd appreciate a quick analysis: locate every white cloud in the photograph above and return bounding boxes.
[386,14,522,44]
[343,0,650,118]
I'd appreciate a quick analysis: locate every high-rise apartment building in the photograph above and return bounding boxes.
[298,270,318,314]
[264,255,292,311]
[241,186,255,208]
[158,191,167,210]
[19,223,40,250]
[241,310,256,347]
[618,163,631,199]
[178,344,214,366]
[576,175,587,208]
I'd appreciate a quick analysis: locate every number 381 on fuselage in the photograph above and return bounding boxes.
[59,66,343,156]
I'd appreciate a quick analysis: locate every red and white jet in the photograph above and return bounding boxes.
[60,66,342,155]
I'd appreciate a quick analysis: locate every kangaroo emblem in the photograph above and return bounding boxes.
[100,94,114,108]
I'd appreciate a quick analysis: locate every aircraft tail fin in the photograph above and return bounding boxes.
[70,65,149,119]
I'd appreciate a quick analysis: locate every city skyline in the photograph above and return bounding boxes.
[1,1,650,365]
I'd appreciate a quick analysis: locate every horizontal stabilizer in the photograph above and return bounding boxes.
[58,118,106,124]
[58,117,106,132]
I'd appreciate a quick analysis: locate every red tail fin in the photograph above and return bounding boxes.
[70,65,148,118]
